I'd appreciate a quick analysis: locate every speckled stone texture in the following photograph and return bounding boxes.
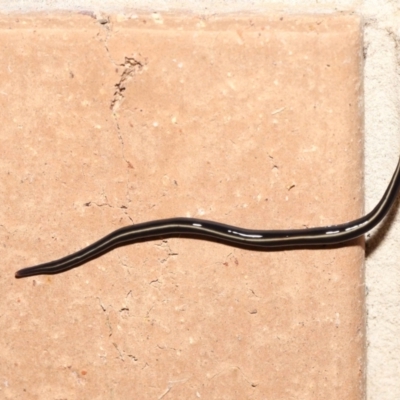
[0,13,364,399]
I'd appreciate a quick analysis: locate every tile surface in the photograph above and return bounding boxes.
[0,13,364,399]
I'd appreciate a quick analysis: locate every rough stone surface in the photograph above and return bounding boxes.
[0,13,364,399]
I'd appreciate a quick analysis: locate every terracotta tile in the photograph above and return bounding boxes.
[0,13,364,399]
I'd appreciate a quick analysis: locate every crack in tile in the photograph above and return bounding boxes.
[104,44,147,210]
[110,56,144,112]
